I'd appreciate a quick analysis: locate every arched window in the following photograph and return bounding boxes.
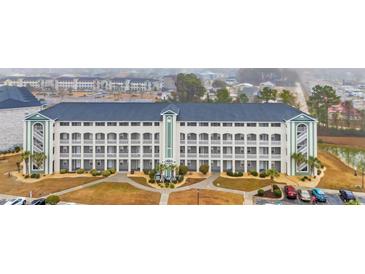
[60,132,69,140]
[95,133,105,140]
[131,133,140,140]
[297,124,307,136]
[235,133,244,140]
[84,133,93,140]
[180,133,185,140]
[154,133,160,141]
[72,133,81,140]
[259,134,269,141]
[199,133,208,140]
[271,134,281,141]
[119,133,128,140]
[223,133,232,140]
[211,133,221,140]
[107,133,117,140]
[143,133,152,140]
[247,134,256,141]
[187,133,197,140]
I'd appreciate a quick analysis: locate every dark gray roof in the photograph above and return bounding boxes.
[0,86,42,109]
[38,102,310,122]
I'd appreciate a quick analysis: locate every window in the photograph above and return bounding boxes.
[60,122,69,126]
[119,122,129,126]
[83,122,93,126]
[199,122,209,126]
[211,122,220,127]
[223,123,233,127]
[187,122,197,126]
[107,122,117,126]
[247,123,256,127]
[72,122,81,126]
[271,123,281,127]
[234,123,245,127]
[95,122,105,126]
[259,123,269,127]
[154,122,160,126]
[143,122,153,126]
[180,122,185,126]
[131,122,140,126]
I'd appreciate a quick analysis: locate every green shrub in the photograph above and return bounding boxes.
[257,189,265,196]
[259,172,267,178]
[158,183,163,188]
[274,188,282,198]
[46,195,60,205]
[249,170,258,176]
[227,170,233,176]
[300,177,305,181]
[177,175,184,182]
[169,183,175,189]
[76,168,84,174]
[178,165,189,175]
[346,199,360,205]
[149,179,155,184]
[24,174,29,179]
[143,169,150,175]
[108,168,116,174]
[317,169,322,176]
[91,169,99,176]
[164,182,170,188]
[14,146,21,153]
[60,169,68,174]
[102,170,111,177]
[199,164,209,175]
[149,169,156,180]
[30,173,40,179]
[272,184,280,190]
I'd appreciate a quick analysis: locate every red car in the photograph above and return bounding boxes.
[284,185,297,199]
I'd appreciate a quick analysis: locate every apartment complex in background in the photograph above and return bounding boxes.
[23,102,317,176]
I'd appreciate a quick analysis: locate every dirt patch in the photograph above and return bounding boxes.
[318,151,364,192]
[319,136,365,149]
[61,182,161,205]
[168,189,243,205]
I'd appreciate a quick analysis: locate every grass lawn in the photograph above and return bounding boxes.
[129,176,152,187]
[61,182,161,205]
[168,189,243,205]
[0,154,100,197]
[318,151,364,192]
[213,177,274,192]
[179,178,205,187]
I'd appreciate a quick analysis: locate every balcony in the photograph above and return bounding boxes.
[154,153,160,158]
[235,154,245,159]
[131,140,140,144]
[211,140,221,145]
[199,153,209,158]
[187,140,197,145]
[119,153,128,158]
[72,153,81,158]
[211,153,220,158]
[199,140,209,145]
[60,139,69,144]
[235,140,245,145]
[107,139,117,144]
[247,154,257,159]
[143,139,152,145]
[95,140,105,145]
[223,154,232,158]
[259,141,269,146]
[95,153,105,158]
[143,153,152,158]
[271,154,281,159]
[223,140,233,145]
[271,141,281,146]
[187,153,197,158]
[119,139,128,144]
[71,139,81,144]
[154,140,160,144]
[131,153,140,158]
[84,139,93,144]
[180,153,186,158]
[247,141,257,146]
[259,154,269,159]
[60,153,69,158]
[83,153,93,158]
[180,140,186,144]
[107,153,117,158]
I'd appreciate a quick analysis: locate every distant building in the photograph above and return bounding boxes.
[1,76,52,89]
[0,86,42,151]
[108,78,158,92]
[161,75,176,91]
[328,102,362,120]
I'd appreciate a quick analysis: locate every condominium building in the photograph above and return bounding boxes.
[23,102,317,176]
[2,76,53,89]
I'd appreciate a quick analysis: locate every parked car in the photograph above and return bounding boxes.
[284,185,297,199]
[312,188,327,202]
[31,198,46,205]
[298,189,311,202]
[4,198,27,205]
[339,189,356,202]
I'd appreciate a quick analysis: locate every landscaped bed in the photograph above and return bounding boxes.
[0,154,101,197]
[61,182,161,205]
[213,176,278,192]
[168,189,244,205]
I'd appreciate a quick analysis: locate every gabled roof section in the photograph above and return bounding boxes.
[287,113,316,122]
[25,112,51,121]
[160,104,180,115]
[0,86,42,110]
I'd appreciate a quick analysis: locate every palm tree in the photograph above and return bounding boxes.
[266,168,279,181]
[31,152,47,171]
[307,156,321,177]
[21,151,31,175]
[291,152,306,171]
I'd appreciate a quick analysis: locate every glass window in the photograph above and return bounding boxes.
[107,122,117,126]
[259,123,269,127]
[95,122,105,126]
[271,123,281,127]
[199,122,209,126]
[187,122,197,126]
[83,122,93,126]
[143,122,153,126]
[119,122,129,126]
[131,122,140,126]
[211,122,221,127]
[180,122,185,126]
[154,122,160,126]
[60,122,69,126]
[223,123,232,127]
[71,122,81,126]
[234,123,245,127]
[247,123,256,127]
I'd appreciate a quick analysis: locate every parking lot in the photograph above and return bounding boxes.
[255,189,365,205]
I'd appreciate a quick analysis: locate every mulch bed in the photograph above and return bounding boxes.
[254,189,281,199]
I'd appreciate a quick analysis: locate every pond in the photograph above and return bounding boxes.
[320,144,365,171]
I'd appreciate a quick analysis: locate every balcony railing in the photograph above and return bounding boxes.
[95,153,105,158]
[107,153,117,157]
[84,139,93,144]
[119,139,128,144]
[143,139,152,144]
[211,153,220,158]
[259,154,269,159]
[235,154,245,159]
[154,153,160,158]
[223,140,233,145]
[223,154,233,158]
[211,140,221,145]
[199,153,209,158]
[60,153,69,158]
[71,139,81,144]
[72,153,81,158]
[107,139,117,144]
[131,140,140,144]
[187,153,197,158]
[247,154,257,159]
[95,140,105,144]
[180,153,186,158]
[180,140,185,144]
[271,141,281,146]
[60,139,69,144]
[187,140,197,144]
[271,154,281,159]
[259,141,269,146]
[154,140,160,144]
[235,140,245,145]
[199,140,209,145]
[119,152,128,157]
[247,141,257,145]
[131,153,140,158]
[83,153,93,158]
